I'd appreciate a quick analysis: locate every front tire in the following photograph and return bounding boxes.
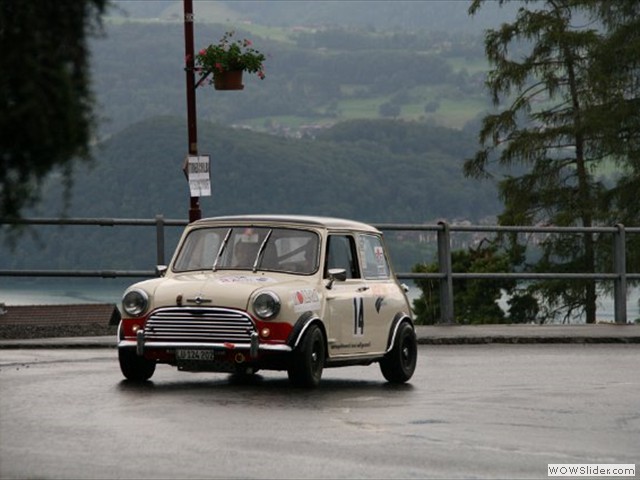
[118,348,156,381]
[287,323,325,388]
[380,321,417,384]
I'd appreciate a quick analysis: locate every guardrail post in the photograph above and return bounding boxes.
[613,223,627,324]
[155,214,165,266]
[437,221,454,324]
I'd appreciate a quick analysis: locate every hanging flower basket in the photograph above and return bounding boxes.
[195,31,266,90]
[213,70,244,91]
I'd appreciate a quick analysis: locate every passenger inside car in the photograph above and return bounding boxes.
[232,241,259,268]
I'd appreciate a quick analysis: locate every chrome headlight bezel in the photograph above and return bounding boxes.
[122,289,149,317]
[253,291,281,320]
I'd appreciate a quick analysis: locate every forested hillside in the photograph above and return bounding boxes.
[4,116,500,271]
[41,116,498,221]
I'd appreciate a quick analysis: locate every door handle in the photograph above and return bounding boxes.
[357,286,370,292]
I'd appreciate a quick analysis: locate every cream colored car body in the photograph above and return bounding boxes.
[117,215,417,386]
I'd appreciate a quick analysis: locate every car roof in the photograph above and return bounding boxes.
[192,215,380,233]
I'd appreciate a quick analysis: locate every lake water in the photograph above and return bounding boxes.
[1,277,638,323]
[1,278,135,306]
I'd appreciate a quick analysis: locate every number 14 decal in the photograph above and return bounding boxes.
[353,297,364,336]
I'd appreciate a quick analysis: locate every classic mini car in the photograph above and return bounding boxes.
[117,215,417,387]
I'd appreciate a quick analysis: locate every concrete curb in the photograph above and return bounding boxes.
[0,324,639,349]
[0,336,116,349]
[415,324,640,344]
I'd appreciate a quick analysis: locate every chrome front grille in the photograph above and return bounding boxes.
[144,307,255,343]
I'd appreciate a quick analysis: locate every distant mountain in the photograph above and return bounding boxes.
[90,19,491,139]
[95,0,513,140]
[6,116,501,270]
[112,1,517,33]
[2,1,514,273]
[36,116,499,222]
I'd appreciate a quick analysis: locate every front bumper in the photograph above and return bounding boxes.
[118,330,292,356]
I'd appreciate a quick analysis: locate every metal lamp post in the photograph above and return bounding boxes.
[183,0,201,223]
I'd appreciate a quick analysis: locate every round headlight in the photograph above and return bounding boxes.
[253,292,280,320]
[122,289,149,316]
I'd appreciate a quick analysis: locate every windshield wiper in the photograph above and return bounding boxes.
[252,229,272,273]
[212,228,232,271]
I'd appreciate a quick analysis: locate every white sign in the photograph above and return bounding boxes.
[187,155,211,197]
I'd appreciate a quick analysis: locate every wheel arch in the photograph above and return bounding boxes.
[117,319,126,343]
[287,311,328,355]
[385,312,414,353]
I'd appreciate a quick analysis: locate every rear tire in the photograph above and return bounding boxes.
[287,324,325,388]
[118,348,156,381]
[380,322,417,384]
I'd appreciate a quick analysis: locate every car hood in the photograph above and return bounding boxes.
[139,271,319,313]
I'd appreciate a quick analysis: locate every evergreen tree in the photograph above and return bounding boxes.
[0,0,107,221]
[465,0,640,323]
[412,239,538,325]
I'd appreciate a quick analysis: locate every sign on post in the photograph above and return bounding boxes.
[186,155,211,197]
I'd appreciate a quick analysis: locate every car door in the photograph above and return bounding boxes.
[355,233,400,352]
[324,234,377,357]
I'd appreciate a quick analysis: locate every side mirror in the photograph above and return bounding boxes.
[156,265,168,277]
[326,268,347,289]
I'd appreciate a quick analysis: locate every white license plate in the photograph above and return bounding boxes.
[175,349,220,361]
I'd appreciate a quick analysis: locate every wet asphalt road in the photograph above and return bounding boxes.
[0,345,638,479]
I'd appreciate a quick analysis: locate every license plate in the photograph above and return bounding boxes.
[175,349,220,361]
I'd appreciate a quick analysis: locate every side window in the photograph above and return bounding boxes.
[358,234,391,279]
[325,235,360,279]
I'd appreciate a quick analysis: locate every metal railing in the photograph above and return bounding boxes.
[0,215,186,278]
[1,216,638,323]
[378,222,639,324]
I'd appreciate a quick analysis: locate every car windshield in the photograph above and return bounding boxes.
[173,226,320,275]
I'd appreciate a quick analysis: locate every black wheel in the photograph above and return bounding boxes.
[118,348,156,381]
[380,322,417,384]
[287,323,325,388]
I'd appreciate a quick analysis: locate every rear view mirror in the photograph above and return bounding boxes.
[326,268,347,289]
